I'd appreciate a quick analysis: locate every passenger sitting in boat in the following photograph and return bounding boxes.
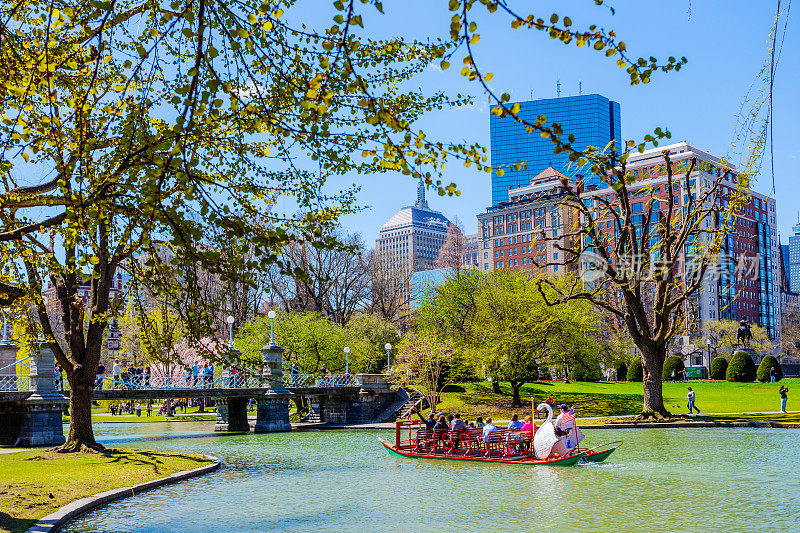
[482,418,498,442]
[450,413,467,431]
[507,413,524,430]
[449,413,467,450]
[555,404,574,436]
[468,422,475,429]
[475,416,485,429]
[520,416,536,434]
[433,415,449,431]
[433,414,450,449]
[411,408,437,430]
[447,414,454,428]
[520,416,536,451]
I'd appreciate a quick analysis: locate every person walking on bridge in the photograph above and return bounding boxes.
[96,362,105,390]
[112,360,121,389]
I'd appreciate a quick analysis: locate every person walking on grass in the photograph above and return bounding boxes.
[686,387,700,414]
[770,366,776,383]
[780,386,789,413]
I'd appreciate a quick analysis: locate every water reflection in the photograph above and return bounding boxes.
[63,425,800,532]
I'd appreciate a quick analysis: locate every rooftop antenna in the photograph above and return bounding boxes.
[415,178,428,209]
[579,80,582,95]
[556,80,561,97]
[530,89,534,100]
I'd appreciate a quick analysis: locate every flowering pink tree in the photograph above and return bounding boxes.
[150,337,227,384]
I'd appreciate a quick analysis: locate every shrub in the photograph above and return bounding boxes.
[661,355,686,382]
[726,350,757,382]
[756,355,783,382]
[614,362,628,381]
[709,356,728,380]
[570,356,602,382]
[626,356,643,382]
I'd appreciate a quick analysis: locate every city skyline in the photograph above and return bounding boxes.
[331,1,798,248]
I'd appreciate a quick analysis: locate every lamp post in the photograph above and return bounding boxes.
[384,343,392,373]
[268,310,276,346]
[344,346,350,375]
[1,311,8,345]
[706,338,712,378]
[226,315,235,349]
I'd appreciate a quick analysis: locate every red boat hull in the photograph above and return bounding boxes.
[378,438,585,466]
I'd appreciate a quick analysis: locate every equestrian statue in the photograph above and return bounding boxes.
[736,319,752,348]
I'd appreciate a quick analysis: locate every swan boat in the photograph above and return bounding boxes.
[379,404,621,466]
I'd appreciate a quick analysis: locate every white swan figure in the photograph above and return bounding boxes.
[533,403,568,460]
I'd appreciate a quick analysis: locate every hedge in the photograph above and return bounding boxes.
[614,362,628,382]
[661,355,686,382]
[709,356,728,380]
[726,350,757,382]
[756,355,783,382]
[626,356,643,382]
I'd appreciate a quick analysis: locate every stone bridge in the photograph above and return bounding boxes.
[0,340,403,447]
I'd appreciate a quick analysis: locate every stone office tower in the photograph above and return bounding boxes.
[375,180,451,315]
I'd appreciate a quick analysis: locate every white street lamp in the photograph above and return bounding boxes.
[268,310,277,345]
[706,338,712,377]
[384,343,392,373]
[1,311,9,345]
[226,315,235,348]
[344,346,350,375]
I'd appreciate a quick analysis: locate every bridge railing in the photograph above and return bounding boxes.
[0,374,29,391]
[314,374,359,387]
[96,372,268,390]
[0,355,32,391]
[2,366,361,393]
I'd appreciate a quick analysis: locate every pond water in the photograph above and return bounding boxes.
[63,422,800,532]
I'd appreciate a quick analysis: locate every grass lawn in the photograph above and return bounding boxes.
[432,379,800,421]
[61,406,218,424]
[0,449,214,533]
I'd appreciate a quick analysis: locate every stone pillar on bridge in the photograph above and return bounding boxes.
[17,340,67,446]
[214,347,252,432]
[214,397,250,432]
[253,343,291,433]
[303,394,353,424]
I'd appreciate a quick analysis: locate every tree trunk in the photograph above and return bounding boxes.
[510,381,524,406]
[57,374,102,452]
[425,393,439,413]
[640,343,670,419]
[491,380,501,394]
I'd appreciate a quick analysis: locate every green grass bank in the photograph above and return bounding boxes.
[0,449,214,533]
[432,379,800,421]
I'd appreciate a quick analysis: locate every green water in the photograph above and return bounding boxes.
[63,423,800,532]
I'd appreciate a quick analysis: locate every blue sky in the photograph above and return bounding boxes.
[326,1,799,246]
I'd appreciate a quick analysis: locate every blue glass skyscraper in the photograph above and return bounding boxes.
[489,94,621,205]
